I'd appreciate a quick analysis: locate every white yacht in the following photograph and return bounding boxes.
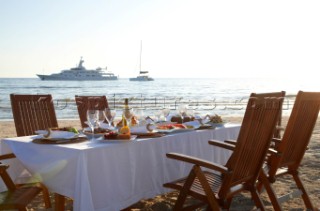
[129,41,154,81]
[37,58,118,81]
[129,71,154,81]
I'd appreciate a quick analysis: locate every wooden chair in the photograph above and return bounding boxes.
[75,95,109,128]
[257,91,320,211]
[163,93,283,210]
[0,163,42,211]
[8,93,57,208]
[10,94,58,136]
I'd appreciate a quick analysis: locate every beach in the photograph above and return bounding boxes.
[0,116,319,210]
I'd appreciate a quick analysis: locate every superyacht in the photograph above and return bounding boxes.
[37,58,118,81]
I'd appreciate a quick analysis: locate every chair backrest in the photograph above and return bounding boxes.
[268,91,320,174]
[219,93,283,197]
[252,91,286,138]
[75,95,109,128]
[10,94,58,136]
[0,163,16,191]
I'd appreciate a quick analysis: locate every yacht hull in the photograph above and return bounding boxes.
[37,74,118,81]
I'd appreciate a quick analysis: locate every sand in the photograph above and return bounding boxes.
[0,116,319,210]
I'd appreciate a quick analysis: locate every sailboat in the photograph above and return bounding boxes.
[129,41,154,81]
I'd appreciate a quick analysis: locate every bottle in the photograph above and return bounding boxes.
[124,98,129,109]
[119,114,131,138]
[123,98,132,126]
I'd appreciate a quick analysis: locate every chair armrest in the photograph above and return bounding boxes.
[0,153,16,160]
[208,140,235,151]
[224,139,237,145]
[166,152,229,174]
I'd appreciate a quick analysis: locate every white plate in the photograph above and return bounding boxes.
[35,130,77,139]
[209,122,228,128]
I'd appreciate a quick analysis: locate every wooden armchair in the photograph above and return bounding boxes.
[257,91,320,211]
[163,93,283,210]
[0,163,42,211]
[8,93,57,208]
[75,95,109,128]
[10,94,58,136]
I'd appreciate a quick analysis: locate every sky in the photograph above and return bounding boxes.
[0,0,319,78]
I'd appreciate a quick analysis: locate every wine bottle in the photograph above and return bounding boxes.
[120,114,130,135]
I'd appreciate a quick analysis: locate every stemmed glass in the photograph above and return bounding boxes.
[123,108,134,127]
[104,108,117,130]
[134,108,145,126]
[178,104,188,123]
[162,107,170,122]
[86,109,98,141]
[97,110,106,128]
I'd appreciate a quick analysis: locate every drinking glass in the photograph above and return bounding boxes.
[162,107,170,122]
[178,104,188,123]
[97,110,106,128]
[104,108,117,129]
[134,108,145,126]
[123,108,134,126]
[86,109,98,141]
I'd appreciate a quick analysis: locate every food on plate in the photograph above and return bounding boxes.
[116,116,138,127]
[156,123,187,130]
[131,116,138,126]
[208,114,223,123]
[170,116,195,123]
[118,115,131,138]
[104,131,118,139]
[51,127,79,134]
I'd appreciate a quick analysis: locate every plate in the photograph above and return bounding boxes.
[100,135,137,142]
[35,130,77,139]
[209,122,228,128]
[82,127,113,138]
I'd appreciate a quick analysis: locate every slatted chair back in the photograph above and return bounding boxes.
[252,91,286,138]
[268,91,320,177]
[75,95,109,128]
[219,93,283,198]
[224,91,285,169]
[10,94,58,136]
[279,91,319,168]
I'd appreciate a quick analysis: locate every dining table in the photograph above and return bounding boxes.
[0,124,240,211]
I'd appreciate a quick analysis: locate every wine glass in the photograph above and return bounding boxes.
[162,107,170,122]
[104,108,117,129]
[123,108,134,126]
[97,110,106,128]
[178,104,188,123]
[134,108,145,126]
[86,109,98,141]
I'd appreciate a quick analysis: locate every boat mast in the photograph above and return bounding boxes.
[139,41,142,74]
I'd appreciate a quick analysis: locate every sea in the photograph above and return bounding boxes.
[0,77,318,120]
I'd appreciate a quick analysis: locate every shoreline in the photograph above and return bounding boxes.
[0,117,319,210]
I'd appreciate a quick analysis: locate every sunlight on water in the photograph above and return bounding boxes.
[0,77,318,120]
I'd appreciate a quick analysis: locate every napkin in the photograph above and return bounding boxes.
[35,130,76,139]
[130,125,152,133]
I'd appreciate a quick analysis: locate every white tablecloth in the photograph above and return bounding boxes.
[0,124,240,211]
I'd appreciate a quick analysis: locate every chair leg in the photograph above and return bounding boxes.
[259,171,282,211]
[39,183,52,208]
[194,167,221,210]
[250,188,266,211]
[55,193,66,211]
[292,172,315,210]
[173,167,197,211]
